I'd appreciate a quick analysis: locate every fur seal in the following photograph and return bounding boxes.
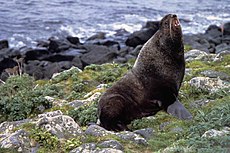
[98,14,192,131]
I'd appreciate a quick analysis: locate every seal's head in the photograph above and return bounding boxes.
[160,14,182,41]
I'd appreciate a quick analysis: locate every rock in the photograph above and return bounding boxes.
[213,50,230,61]
[185,68,193,76]
[202,127,230,138]
[143,21,160,31]
[117,47,130,57]
[0,129,31,153]
[124,54,135,61]
[0,58,17,74]
[24,60,46,80]
[215,43,230,54]
[200,70,230,81]
[41,54,75,62]
[159,122,171,131]
[24,48,49,62]
[223,22,230,35]
[72,56,83,69]
[189,77,229,92]
[0,40,9,50]
[134,128,155,140]
[70,143,96,153]
[48,38,70,53]
[36,110,83,138]
[113,57,127,63]
[70,143,124,153]
[116,131,147,145]
[98,140,124,150]
[130,45,142,56]
[51,66,82,79]
[190,99,214,108]
[0,119,32,134]
[85,125,112,137]
[184,49,208,62]
[125,28,155,47]
[66,36,80,45]
[205,25,222,38]
[81,45,117,65]
[171,127,183,133]
[87,32,106,41]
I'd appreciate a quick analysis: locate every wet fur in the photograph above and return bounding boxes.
[98,14,185,131]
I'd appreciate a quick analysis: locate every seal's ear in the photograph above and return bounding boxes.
[167,99,193,120]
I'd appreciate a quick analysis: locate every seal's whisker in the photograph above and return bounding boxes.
[169,18,173,40]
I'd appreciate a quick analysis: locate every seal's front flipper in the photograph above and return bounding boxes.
[167,100,192,120]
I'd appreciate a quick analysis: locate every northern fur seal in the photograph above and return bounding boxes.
[98,14,192,131]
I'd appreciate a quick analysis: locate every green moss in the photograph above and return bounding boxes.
[0,148,19,153]
[184,45,192,52]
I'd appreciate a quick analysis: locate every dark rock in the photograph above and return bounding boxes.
[98,140,124,150]
[0,58,17,73]
[0,40,9,50]
[205,25,222,38]
[223,22,230,35]
[125,28,155,47]
[66,36,80,45]
[87,32,106,41]
[41,54,75,62]
[200,70,230,81]
[48,38,70,53]
[125,54,136,61]
[85,124,108,137]
[81,45,117,65]
[143,21,160,31]
[24,48,49,62]
[117,47,131,57]
[130,45,142,56]
[116,131,147,145]
[134,128,155,140]
[36,40,49,48]
[24,60,46,79]
[72,56,83,69]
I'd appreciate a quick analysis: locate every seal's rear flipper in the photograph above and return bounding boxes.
[167,100,192,120]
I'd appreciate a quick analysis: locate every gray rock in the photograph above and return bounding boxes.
[0,129,31,153]
[98,140,124,150]
[134,128,155,140]
[214,50,230,62]
[81,45,117,65]
[189,77,230,92]
[70,143,96,153]
[87,32,106,41]
[95,148,124,153]
[200,70,230,81]
[215,43,230,54]
[223,22,230,35]
[185,68,193,76]
[36,110,83,139]
[85,125,112,137]
[124,54,135,61]
[113,57,127,63]
[0,119,32,134]
[130,45,142,56]
[116,131,147,145]
[184,49,208,62]
[159,122,171,131]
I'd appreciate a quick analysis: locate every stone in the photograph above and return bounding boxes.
[0,58,17,74]
[72,56,83,69]
[66,36,80,45]
[184,49,208,62]
[202,127,230,138]
[24,48,49,62]
[87,32,106,41]
[85,125,112,137]
[36,110,83,139]
[223,22,230,35]
[143,21,160,31]
[205,25,222,38]
[159,122,171,131]
[98,140,124,150]
[200,70,230,81]
[215,43,230,54]
[113,57,127,63]
[0,119,32,134]
[189,77,229,92]
[116,131,147,145]
[130,45,142,56]
[0,40,9,50]
[70,143,96,153]
[48,38,70,53]
[125,28,156,47]
[134,128,155,140]
[81,45,117,65]
[0,129,31,153]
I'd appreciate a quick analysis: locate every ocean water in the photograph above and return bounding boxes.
[0,0,230,47]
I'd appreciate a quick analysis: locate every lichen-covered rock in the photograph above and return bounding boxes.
[36,110,83,138]
[0,129,31,153]
[51,66,82,79]
[202,127,230,138]
[134,128,155,140]
[116,131,147,145]
[85,125,113,137]
[184,50,208,62]
[189,77,229,92]
[98,140,124,150]
[70,142,124,153]
[0,119,32,134]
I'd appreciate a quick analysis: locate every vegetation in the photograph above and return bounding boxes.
[0,51,229,152]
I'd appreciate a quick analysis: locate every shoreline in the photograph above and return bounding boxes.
[0,20,230,80]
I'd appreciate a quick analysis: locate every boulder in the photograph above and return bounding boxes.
[202,127,230,138]
[215,43,230,54]
[81,45,117,65]
[0,40,9,50]
[184,49,208,62]
[66,36,80,45]
[24,48,49,62]
[200,70,230,81]
[36,110,83,139]
[48,38,70,53]
[87,32,106,41]
[223,22,230,35]
[143,21,160,31]
[125,28,156,47]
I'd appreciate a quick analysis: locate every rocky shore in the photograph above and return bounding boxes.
[0,20,230,153]
[0,20,230,80]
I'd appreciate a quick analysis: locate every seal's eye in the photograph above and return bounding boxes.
[165,22,168,25]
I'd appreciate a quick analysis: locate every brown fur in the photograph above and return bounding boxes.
[98,14,185,131]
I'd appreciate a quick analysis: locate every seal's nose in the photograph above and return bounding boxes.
[172,14,177,18]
